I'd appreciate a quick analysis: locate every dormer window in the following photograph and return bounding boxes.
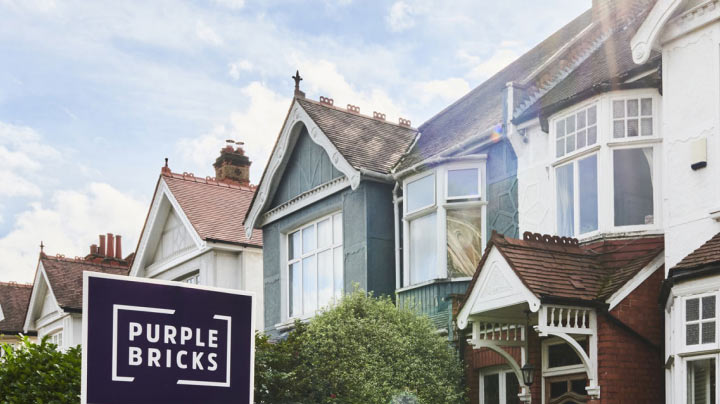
[552,91,660,238]
[402,159,486,287]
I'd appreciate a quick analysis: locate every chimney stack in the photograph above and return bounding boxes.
[90,244,98,255]
[99,235,106,256]
[106,233,115,258]
[115,235,122,259]
[213,140,251,185]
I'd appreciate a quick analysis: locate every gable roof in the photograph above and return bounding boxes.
[39,254,129,311]
[396,0,659,172]
[461,231,664,311]
[161,171,262,247]
[296,98,417,174]
[0,282,33,334]
[669,232,720,276]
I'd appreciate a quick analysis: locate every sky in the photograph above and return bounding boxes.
[0,0,591,283]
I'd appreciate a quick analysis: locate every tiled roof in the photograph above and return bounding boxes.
[162,172,263,247]
[41,255,130,311]
[297,98,417,174]
[463,232,664,307]
[669,232,720,275]
[0,282,33,334]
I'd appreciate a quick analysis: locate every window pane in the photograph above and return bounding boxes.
[333,213,343,245]
[506,373,521,404]
[614,148,654,226]
[556,139,565,158]
[571,379,588,395]
[688,323,700,345]
[550,381,567,398]
[447,168,479,198]
[687,358,716,404]
[702,322,716,344]
[289,262,301,317]
[447,208,483,278]
[317,218,332,249]
[577,129,587,149]
[613,100,625,118]
[641,98,653,116]
[410,213,437,284]
[587,126,597,145]
[704,296,716,319]
[557,120,566,138]
[627,99,639,117]
[689,299,701,321]
[302,226,316,254]
[548,342,583,368]
[556,164,574,237]
[566,134,576,153]
[302,256,317,314]
[483,374,500,404]
[318,250,333,308]
[289,231,301,260]
[577,110,586,129]
[407,174,435,212]
[641,118,653,136]
[579,155,598,234]
[627,119,639,137]
[333,247,343,300]
[566,116,575,133]
[588,106,597,125]
[613,120,625,138]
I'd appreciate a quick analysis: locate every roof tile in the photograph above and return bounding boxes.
[0,282,33,334]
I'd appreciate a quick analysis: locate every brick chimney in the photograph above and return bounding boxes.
[213,140,251,185]
[115,235,122,259]
[106,233,115,258]
[98,234,106,256]
[592,0,654,23]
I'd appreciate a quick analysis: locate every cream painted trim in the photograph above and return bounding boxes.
[631,0,684,63]
[245,101,361,238]
[471,340,531,402]
[457,247,541,330]
[23,261,62,333]
[259,176,351,226]
[606,251,664,310]
[662,0,720,44]
[129,179,204,277]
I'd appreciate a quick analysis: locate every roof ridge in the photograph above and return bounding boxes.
[298,97,418,131]
[162,171,257,192]
[41,254,130,269]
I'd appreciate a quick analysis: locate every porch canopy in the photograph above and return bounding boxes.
[457,231,664,402]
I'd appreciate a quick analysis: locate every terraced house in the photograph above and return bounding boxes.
[247,0,720,403]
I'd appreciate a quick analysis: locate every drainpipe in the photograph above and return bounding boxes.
[392,182,402,290]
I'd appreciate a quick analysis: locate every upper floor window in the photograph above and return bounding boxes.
[178,272,199,285]
[686,295,716,347]
[552,92,660,238]
[287,212,343,319]
[49,330,63,349]
[402,160,486,287]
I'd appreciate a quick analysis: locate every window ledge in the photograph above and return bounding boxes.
[397,277,472,293]
[576,229,664,244]
[606,137,662,147]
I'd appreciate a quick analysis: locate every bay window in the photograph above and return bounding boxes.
[552,92,660,238]
[685,295,717,348]
[287,212,343,318]
[402,160,486,287]
[687,358,716,404]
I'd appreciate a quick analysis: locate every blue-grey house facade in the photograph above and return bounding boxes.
[244,95,416,335]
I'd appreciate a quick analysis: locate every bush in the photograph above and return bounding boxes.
[255,290,467,404]
[0,336,81,404]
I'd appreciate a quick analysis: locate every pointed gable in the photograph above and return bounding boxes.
[150,207,195,266]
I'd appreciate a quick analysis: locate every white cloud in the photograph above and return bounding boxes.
[0,182,147,283]
[466,47,522,81]
[0,170,42,198]
[213,0,245,9]
[176,81,289,184]
[415,77,470,103]
[228,59,253,80]
[196,20,223,46]
[387,1,416,32]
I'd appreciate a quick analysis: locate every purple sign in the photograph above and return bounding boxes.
[81,272,254,404]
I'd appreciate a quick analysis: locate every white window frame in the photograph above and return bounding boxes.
[402,158,487,288]
[682,292,719,352]
[553,152,600,239]
[554,102,600,159]
[680,353,720,404]
[541,337,588,404]
[177,271,200,285]
[285,211,343,321]
[479,366,519,404]
[48,329,64,350]
[550,90,662,240]
[610,96,657,140]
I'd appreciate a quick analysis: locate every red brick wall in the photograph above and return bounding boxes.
[609,266,664,347]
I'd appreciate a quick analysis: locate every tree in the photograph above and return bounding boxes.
[0,336,81,404]
[255,290,467,404]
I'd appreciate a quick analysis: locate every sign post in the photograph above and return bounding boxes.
[81,272,254,404]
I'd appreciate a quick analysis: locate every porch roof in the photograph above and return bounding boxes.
[461,231,664,310]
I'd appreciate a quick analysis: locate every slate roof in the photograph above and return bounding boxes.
[0,282,33,334]
[669,232,720,275]
[297,98,418,174]
[462,231,664,308]
[396,0,659,171]
[162,172,263,247]
[40,255,130,311]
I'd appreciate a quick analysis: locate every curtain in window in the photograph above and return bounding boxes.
[556,164,574,237]
[410,213,437,284]
[613,148,654,226]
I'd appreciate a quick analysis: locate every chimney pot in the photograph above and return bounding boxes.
[99,235,106,256]
[90,244,98,255]
[115,235,122,260]
[106,233,115,258]
[213,143,252,185]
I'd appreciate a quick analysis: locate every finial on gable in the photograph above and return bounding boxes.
[292,70,305,99]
